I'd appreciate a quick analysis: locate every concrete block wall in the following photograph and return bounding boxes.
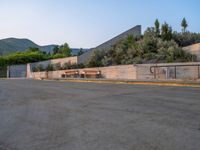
[29,62,200,80]
[99,65,137,79]
[136,62,200,80]
[32,65,137,80]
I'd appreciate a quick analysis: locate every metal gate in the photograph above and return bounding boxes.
[8,65,27,78]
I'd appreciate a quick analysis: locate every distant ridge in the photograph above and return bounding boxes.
[71,48,89,56]
[0,38,56,55]
[0,38,89,56]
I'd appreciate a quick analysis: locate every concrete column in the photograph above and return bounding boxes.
[7,66,10,78]
[26,63,33,78]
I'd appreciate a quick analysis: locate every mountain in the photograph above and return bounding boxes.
[0,38,57,55]
[71,48,89,56]
[0,38,89,56]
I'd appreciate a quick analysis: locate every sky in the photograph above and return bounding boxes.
[0,0,199,48]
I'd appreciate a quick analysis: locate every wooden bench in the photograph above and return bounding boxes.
[82,70,101,78]
[61,70,79,78]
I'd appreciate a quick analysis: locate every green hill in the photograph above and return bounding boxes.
[0,38,56,55]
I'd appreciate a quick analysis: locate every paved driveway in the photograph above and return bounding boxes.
[0,79,200,150]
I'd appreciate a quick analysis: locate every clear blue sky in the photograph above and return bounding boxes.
[0,0,199,48]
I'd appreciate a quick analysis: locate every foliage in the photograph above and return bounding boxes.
[59,43,71,56]
[53,46,59,54]
[0,50,49,67]
[87,18,200,67]
[27,47,40,53]
[77,48,84,56]
[88,26,197,66]
[154,19,160,37]
[46,64,54,71]
[0,57,7,66]
[32,64,45,72]
[51,53,66,59]
[87,50,105,67]
[0,42,72,67]
[53,63,62,71]
[181,18,188,33]
[0,66,7,78]
[161,22,172,41]
[172,32,200,47]
[62,63,85,70]
[53,43,71,57]
[32,62,85,72]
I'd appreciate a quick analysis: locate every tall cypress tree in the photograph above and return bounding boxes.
[154,19,160,37]
[161,22,172,41]
[181,18,188,33]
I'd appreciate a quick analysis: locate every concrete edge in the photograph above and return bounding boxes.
[41,78,200,88]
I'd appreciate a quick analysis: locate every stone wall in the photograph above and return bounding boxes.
[31,62,200,80]
[32,65,137,80]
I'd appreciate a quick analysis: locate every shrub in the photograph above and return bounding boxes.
[46,64,54,71]
[33,64,44,72]
[62,62,71,70]
[53,63,62,71]
[87,31,196,67]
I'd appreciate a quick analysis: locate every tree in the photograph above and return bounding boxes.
[53,46,59,54]
[59,43,71,57]
[173,31,200,47]
[52,43,71,57]
[154,19,160,36]
[87,50,104,67]
[27,47,40,52]
[144,27,157,38]
[33,64,44,72]
[53,63,62,71]
[181,17,188,33]
[77,48,84,56]
[161,22,172,41]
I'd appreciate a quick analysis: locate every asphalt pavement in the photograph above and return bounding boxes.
[0,79,200,150]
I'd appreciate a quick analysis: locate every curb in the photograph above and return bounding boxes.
[45,79,200,88]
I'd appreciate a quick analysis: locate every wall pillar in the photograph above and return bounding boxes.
[7,66,10,78]
[26,63,33,78]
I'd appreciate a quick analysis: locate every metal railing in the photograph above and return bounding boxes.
[150,64,200,79]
